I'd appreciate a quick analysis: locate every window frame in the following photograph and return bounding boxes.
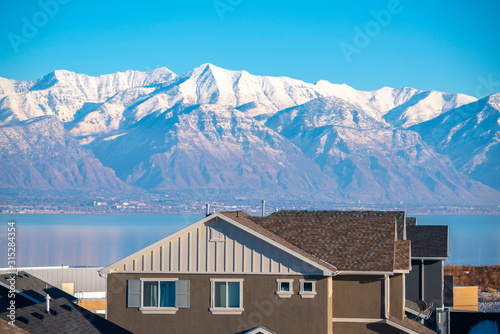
[276,279,294,298]
[299,279,317,298]
[210,278,244,315]
[139,278,178,314]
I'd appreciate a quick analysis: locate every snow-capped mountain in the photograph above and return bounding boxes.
[0,64,498,205]
[411,93,500,191]
[0,116,129,190]
[384,90,477,128]
[0,68,177,124]
[266,96,498,204]
[88,103,338,197]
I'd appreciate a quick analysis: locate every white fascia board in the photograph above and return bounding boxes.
[337,271,394,276]
[99,214,219,275]
[0,266,72,272]
[245,327,277,334]
[219,213,337,276]
[404,307,430,320]
[394,269,410,274]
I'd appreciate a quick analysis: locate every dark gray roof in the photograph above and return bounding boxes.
[406,225,449,258]
[0,297,132,334]
[270,210,408,240]
[0,271,75,304]
[0,286,36,312]
[444,276,454,307]
[406,217,417,226]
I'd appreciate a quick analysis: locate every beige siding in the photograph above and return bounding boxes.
[110,217,322,275]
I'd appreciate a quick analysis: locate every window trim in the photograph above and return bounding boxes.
[299,279,317,298]
[276,279,294,298]
[210,278,244,315]
[139,278,178,314]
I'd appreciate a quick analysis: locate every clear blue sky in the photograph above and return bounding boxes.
[1,0,499,98]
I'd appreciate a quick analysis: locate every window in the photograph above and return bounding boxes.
[127,279,190,314]
[276,279,294,298]
[143,281,175,307]
[210,224,225,241]
[299,279,317,298]
[210,279,244,314]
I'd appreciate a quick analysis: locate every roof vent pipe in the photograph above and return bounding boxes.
[206,204,210,217]
[45,294,51,313]
[262,200,266,217]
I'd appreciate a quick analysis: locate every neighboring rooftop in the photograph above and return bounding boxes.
[269,210,408,240]
[224,211,403,272]
[0,271,76,304]
[0,319,29,333]
[386,316,437,334]
[0,297,131,334]
[406,217,417,226]
[406,225,449,258]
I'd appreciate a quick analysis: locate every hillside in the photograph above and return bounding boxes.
[445,265,500,290]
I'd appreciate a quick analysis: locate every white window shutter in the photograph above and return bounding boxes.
[127,280,141,308]
[176,280,190,308]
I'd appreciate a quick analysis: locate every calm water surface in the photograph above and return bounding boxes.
[0,214,498,267]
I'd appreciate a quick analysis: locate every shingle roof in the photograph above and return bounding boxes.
[0,287,37,312]
[0,297,132,334]
[270,210,407,240]
[395,240,411,271]
[232,213,398,272]
[406,217,417,226]
[220,211,338,273]
[0,272,75,304]
[387,316,437,334]
[406,225,449,258]
[0,319,29,333]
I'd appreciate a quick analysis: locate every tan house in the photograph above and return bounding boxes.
[99,210,435,333]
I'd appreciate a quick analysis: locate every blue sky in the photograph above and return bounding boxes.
[0,0,499,97]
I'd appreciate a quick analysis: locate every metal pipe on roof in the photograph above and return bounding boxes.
[45,294,51,313]
[262,200,265,217]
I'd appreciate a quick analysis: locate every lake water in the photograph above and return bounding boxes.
[0,214,498,268]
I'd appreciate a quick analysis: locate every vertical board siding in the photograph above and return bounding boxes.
[1,268,107,293]
[112,218,322,275]
[171,238,179,272]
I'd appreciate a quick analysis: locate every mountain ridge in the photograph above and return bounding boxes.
[0,64,498,205]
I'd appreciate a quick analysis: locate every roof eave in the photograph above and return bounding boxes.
[336,270,394,276]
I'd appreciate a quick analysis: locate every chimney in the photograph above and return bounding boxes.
[206,204,210,217]
[262,200,266,217]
